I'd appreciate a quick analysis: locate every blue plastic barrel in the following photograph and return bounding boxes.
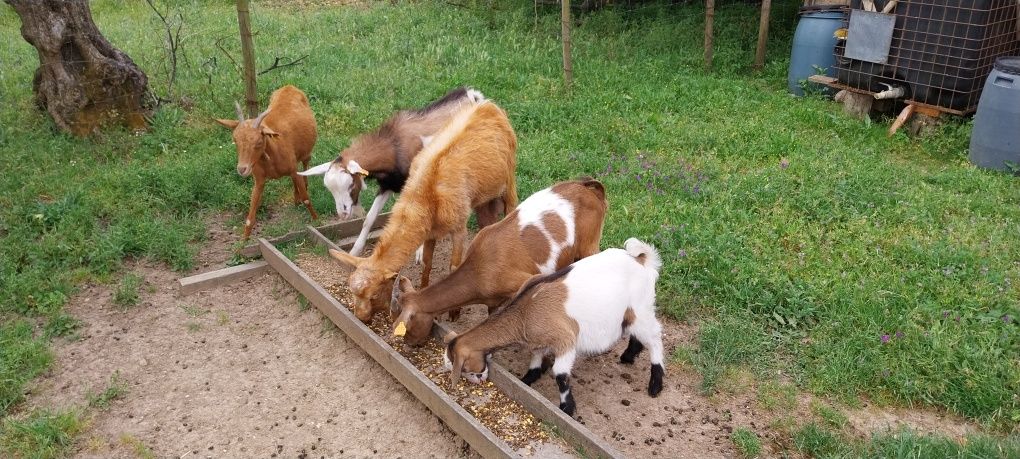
[969,57,1020,171]
[788,9,846,97]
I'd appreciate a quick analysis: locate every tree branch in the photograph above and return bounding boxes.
[257,55,308,76]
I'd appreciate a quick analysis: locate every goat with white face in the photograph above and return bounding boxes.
[301,87,485,256]
[443,238,665,416]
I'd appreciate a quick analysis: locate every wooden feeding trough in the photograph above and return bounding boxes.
[176,215,623,459]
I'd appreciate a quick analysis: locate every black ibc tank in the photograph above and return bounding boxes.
[969,57,1020,171]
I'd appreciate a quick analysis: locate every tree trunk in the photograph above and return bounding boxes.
[5,0,151,136]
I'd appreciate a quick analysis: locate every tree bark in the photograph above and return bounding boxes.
[5,0,151,136]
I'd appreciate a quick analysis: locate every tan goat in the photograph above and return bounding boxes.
[329,101,518,323]
[389,178,608,345]
[216,85,318,240]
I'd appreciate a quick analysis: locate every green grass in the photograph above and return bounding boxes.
[0,322,52,414]
[793,422,1020,459]
[86,372,126,410]
[2,0,1019,453]
[732,428,762,458]
[0,410,84,459]
[113,274,143,309]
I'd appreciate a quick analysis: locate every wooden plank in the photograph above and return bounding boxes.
[433,323,624,459]
[258,239,518,459]
[177,261,270,296]
[807,74,837,85]
[240,212,391,257]
[307,224,384,253]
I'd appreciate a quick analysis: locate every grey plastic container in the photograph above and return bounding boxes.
[969,57,1020,171]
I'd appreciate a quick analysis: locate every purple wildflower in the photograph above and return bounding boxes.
[678,249,687,258]
[895,331,904,339]
[881,334,891,344]
[942,311,950,318]
[1003,315,1012,324]
[780,158,790,169]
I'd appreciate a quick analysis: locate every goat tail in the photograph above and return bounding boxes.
[502,173,519,213]
[465,87,486,104]
[625,238,661,272]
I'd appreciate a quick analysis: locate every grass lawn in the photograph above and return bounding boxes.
[2,0,1018,455]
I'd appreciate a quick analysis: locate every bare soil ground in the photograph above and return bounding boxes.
[21,217,982,458]
[23,217,472,459]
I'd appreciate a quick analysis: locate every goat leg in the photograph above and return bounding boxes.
[520,350,551,385]
[350,190,392,257]
[292,173,318,220]
[420,238,436,288]
[555,373,576,416]
[619,335,645,364]
[242,178,266,240]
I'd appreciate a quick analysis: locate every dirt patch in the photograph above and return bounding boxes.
[844,403,979,441]
[22,229,472,458]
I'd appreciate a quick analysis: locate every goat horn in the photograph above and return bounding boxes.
[234,101,245,122]
[253,107,272,128]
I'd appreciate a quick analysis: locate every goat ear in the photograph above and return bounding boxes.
[450,353,465,386]
[347,160,369,177]
[215,119,240,130]
[299,161,332,177]
[328,249,364,269]
[442,330,458,344]
[261,125,280,137]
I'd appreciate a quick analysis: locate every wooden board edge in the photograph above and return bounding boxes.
[240,212,392,258]
[177,261,270,296]
[257,239,518,459]
[433,323,624,459]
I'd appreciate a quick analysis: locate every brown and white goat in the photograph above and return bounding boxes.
[301,87,485,257]
[389,178,608,346]
[444,238,665,416]
[216,85,318,240]
[328,101,518,323]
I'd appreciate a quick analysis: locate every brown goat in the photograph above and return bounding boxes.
[329,101,518,323]
[216,85,318,240]
[390,179,608,345]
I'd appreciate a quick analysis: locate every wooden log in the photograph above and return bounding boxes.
[888,103,915,137]
[258,239,518,459]
[177,261,270,296]
[239,212,391,257]
[433,323,624,459]
[754,0,773,70]
[835,90,873,118]
[704,0,716,70]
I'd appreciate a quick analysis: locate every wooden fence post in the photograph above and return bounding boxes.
[561,0,573,91]
[754,0,772,71]
[236,0,258,117]
[704,0,715,70]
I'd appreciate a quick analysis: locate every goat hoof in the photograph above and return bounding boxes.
[619,353,636,365]
[559,401,576,417]
[520,368,543,386]
[648,363,664,397]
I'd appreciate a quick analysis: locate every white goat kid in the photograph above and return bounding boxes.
[444,238,665,416]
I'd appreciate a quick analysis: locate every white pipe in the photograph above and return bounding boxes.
[874,83,906,100]
[350,190,392,257]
